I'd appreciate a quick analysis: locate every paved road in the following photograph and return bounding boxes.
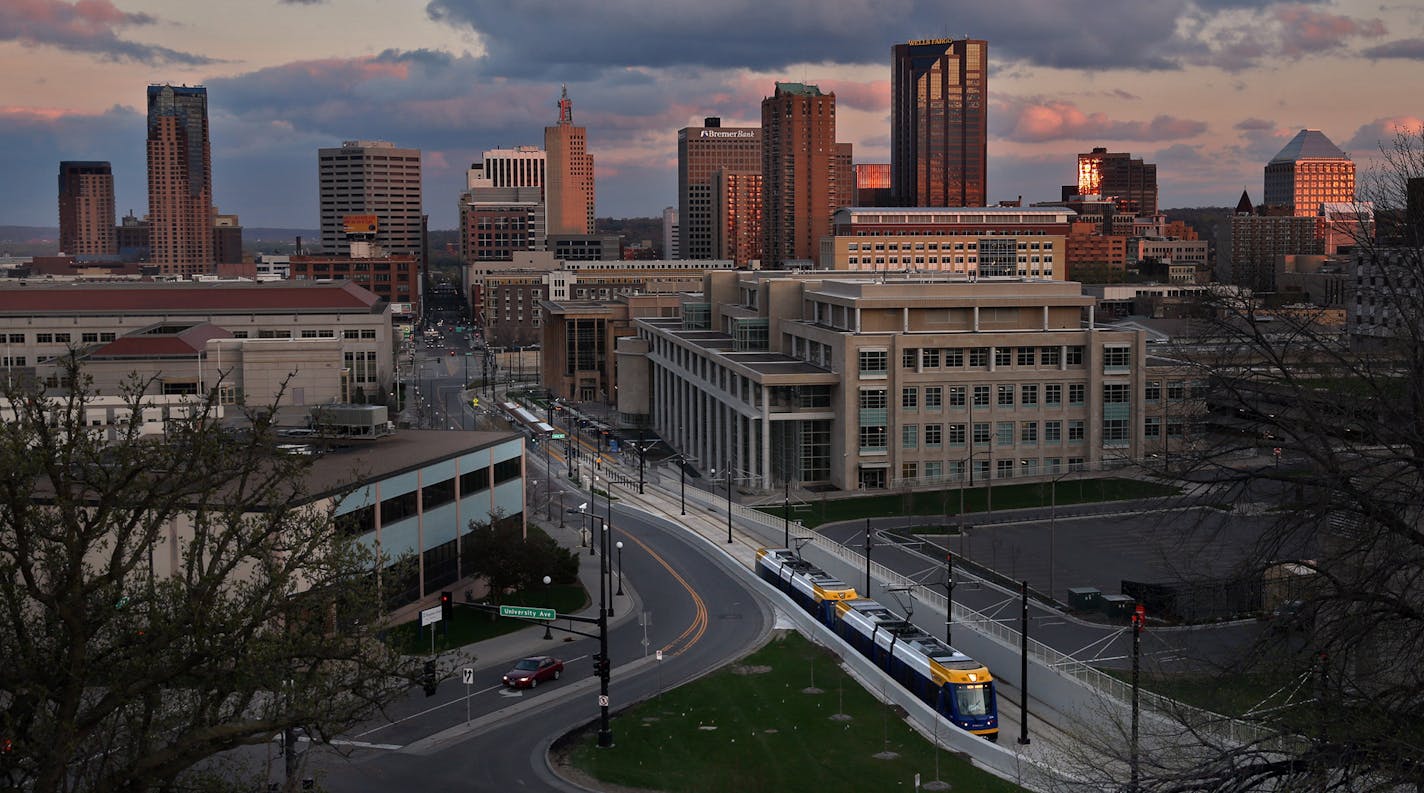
[305,491,773,792]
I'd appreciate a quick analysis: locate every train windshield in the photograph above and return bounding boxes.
[954,683,990,716]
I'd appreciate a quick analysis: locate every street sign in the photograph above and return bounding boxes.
[420,605,443,626]
[552,432,566,439]
[655,650,663,662]
[598,695,609,707]
[498,605,556,621]
[462,667,474,685]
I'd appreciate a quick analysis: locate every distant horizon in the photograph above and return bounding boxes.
[3,1,1420,230]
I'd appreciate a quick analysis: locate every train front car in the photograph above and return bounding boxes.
[755,548,858,626]
[834,599,999,741]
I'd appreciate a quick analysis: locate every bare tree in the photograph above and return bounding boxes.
[1064,127,1424,791]
[0,363,416,792]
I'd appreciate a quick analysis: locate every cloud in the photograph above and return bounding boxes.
[1272,5,1385,56]
[0,0,218,65]
[993,97,1207,143]
[0,104,148,226]
[1344,116,1424,153]
[1234,117,1276,131]
[278,0,326,4]
[1362,37,1424,60]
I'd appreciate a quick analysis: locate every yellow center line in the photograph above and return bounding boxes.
[613,526,708,659]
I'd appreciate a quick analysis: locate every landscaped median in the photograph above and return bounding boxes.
[556,631,1024,793]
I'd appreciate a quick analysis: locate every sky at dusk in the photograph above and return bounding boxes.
[2,0,1423,232]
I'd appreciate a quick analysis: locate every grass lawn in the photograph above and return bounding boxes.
[762,477,1179,528]
[384,582,589,655]
[1101,659,1314,726]
[562,631,1024,793]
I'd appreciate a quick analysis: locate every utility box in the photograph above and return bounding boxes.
[1067,587,1102,612]
[1100,593,1136,620]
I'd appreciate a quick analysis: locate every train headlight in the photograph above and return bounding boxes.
[968,673,978,682]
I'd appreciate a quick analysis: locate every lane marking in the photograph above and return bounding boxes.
[616,528,708,659]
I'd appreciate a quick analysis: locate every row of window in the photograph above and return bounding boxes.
[868,419,1089,451]
[22,332,117,344]
[334,458,520,536]
[847,240,1054,252]
[887,382,1089,410]
[897,457,1087,483]
[898,345,1088,371]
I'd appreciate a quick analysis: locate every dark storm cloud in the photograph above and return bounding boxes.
[0,0,218,65]
[0,105,147,226]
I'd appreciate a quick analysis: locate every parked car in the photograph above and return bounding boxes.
[502,656,563,689]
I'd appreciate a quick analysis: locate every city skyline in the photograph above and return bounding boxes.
[3,0,1423,230]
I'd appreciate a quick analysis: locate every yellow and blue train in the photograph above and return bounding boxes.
[756,547,999,741]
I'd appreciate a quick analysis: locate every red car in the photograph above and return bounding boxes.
[502,656,563,689]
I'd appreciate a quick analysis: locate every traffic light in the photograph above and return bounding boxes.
[591,653,604,678]
[422,660,438,697]
[440,591,453,623]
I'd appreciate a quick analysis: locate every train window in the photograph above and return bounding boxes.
[955,684,989,716]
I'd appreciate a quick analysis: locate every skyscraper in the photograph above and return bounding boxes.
[1264,129,1355,216]
[891,39,987,208]
[147,84,213,275]
[467,146,546,190]
[678,117,762,260]
[761,83,852,267]
[545,87,595,235]
[58,161,116,256]
[317,140,423,257]
[1077,147,1158,215]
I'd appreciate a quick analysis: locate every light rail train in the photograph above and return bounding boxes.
[756,547,999,741]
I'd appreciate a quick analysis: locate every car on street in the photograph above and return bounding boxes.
[502,656,563,688]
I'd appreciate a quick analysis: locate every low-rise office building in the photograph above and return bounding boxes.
[631,270,1149,491]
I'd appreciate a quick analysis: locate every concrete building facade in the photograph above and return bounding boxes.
[318,141,423,257]
[635,271,1148,491]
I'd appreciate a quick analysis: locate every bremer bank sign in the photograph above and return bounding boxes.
[700,129,757,139]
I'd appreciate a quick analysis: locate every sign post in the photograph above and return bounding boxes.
[462,667,474,724]
[421,605,443,655]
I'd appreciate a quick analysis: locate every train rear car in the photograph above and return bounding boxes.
[756,548,858,625]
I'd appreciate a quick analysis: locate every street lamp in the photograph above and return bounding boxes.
[542,575,553,640]
[615,541,624,596]
[712,464,733,544]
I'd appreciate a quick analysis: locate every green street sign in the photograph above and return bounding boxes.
[499,605,556,621]
[551,432,567,439]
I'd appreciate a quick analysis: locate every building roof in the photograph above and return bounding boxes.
[302,430,519,499]
[90,323,233,358]
[1270,129,1347,164]
[774,82,824,96]
[0,280,385,316]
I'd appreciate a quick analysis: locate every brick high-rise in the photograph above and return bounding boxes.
[147,85,213,275]
[761,83,852,267]
[58,161,116,256]
[545,86,595,235]
[891,39,987,207]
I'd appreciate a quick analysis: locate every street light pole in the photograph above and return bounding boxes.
[725,464,734,544]
[945,553,955,646]
[605,517,616,618]
[864,518,872,596]
[783,479,790,549]
[1130,603,1145,791]
[1018,579,1031,746]
[542,576,553,640]
[679,455,687,516]
[615,541,624,596]
[596,556,612,748]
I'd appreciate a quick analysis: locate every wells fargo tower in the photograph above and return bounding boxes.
[891,39,987,207]
[146,85,213,275]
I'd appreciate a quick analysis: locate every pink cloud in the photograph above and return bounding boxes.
[1273,6,1386,57]
[1345,116,1424,153]
[993,97,1206,143]
[817,79,890,113]
[0,0,215,64]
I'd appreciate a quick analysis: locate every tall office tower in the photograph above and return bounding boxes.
[1264,129,1355,216]
[662,207,679,259]
[58,161,116,256]
[1077,147,1158,214]
[761,83,851,266]
[147,85,213,275]
[678,116,762,260]
[544,86,595,235]
[212,212,243,264]
[467,146,546,190]
[318,140,423,257]
[891,39,987,207]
